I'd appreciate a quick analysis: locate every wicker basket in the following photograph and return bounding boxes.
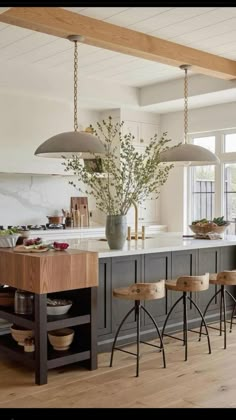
[189,222,230,235]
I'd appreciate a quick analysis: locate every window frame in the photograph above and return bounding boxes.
[187,128,236,229]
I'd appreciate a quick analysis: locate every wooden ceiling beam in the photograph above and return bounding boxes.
[1,7,236,80]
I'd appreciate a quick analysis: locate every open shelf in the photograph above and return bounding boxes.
[47,313,90,331]
[0,334,35,367]
[0,333,90,371]
[47,344,90,369]
[0,306,90,331]
[0,287,96,384]
[0,306,34,329]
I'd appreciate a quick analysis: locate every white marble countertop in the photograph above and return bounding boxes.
[66,232,236,258]
[28,224,167,240]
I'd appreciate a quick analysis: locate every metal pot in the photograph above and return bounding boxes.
[47,216,64,224]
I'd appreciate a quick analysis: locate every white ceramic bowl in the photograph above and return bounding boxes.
[0,234,20,248]
[47,302,72,316]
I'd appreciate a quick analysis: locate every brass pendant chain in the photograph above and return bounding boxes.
[180,64,190,145]
[74,40,78,132]
[184,66,188,144]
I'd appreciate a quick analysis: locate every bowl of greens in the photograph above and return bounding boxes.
[189,216,230,235]
[0,228,20,247]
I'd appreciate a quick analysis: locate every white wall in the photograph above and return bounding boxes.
[0,91,106,227]
[160,101,236,232]
[0,91,99,174]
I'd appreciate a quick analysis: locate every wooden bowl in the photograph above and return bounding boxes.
[10,325,34,346]
[48,328,74,351]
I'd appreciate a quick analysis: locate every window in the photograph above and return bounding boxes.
[188,129,236,234]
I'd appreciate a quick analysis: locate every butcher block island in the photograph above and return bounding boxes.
[0,248,98,385]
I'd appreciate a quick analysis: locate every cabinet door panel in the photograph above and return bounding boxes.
[220,246,236,308]
[122,121,139,143]
[111,256,142,332]
[171,250,197,317]
[144,252,171,326]
[140,123,159,145]
[98,259,112,336]
[198,248,220,313]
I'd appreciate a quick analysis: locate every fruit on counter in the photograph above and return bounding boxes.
[24,237,42,246]
[53,241,69,250]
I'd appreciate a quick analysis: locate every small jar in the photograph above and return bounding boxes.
[24,337,35,352]
[14,289,34,315]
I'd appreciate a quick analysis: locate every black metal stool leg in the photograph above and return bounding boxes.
[199,288,221,341]
[162,294,184,338]
[110,306,135,368]
[225,290,236,333]
[141,305,166,368]
[183,292,188,361]
[188,296,211,355]
[135,300,141,377]
[222,286,227,349]
[230,302,236,332]
[220,286,223,336]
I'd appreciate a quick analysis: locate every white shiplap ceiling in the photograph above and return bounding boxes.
[1,7,236,111]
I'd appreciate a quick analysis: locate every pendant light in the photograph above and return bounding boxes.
[159,65,220,166]
[35,35,104,159]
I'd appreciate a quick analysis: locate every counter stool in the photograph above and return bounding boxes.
[110,281,166,377]
[162,274,211,361]
[199,271,236,349]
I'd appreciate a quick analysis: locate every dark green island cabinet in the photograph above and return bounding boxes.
[97,246,236,352]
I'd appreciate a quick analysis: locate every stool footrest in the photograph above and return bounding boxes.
[163,333,184,342]
[113,347,137,357]
[140,340,162,350]
[188,330,208,335]
[188,328,208,336]
[207,325,225,332]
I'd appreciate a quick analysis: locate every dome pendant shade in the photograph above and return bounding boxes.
[34,131,105,159]
[159,64,219,166]
[159,143,220,166]
[34,34,105,159]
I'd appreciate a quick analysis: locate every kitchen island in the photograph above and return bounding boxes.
[0,248,98,385]
[68,233,236,351]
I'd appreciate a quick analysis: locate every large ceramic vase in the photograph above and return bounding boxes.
[105,215,127,250]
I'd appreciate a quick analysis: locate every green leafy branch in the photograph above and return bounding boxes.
[63,116,174,215]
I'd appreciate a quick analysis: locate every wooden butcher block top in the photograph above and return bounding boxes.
[0,248,98,294]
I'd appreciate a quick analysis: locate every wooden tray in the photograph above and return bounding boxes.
[13,245,49,253]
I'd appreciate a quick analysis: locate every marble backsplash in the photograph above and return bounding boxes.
[0,174,105,227]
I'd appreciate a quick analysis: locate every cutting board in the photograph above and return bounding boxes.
[13,245,49,253]
[70,197,89,227]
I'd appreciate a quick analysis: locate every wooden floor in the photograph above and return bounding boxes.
[1,325,236,408]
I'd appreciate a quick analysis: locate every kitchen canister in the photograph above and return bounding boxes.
[14,289,34,315]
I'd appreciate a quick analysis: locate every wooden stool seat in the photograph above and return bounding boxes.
[165,274,209,293]
[209,271,236,286]
[209,273,217,284]
[113,281,165,301]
